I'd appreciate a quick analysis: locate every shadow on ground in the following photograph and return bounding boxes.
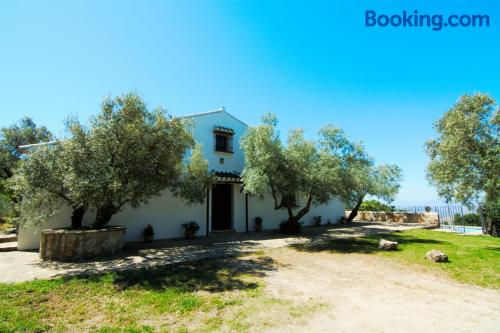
[291,232,444,254]
[63,254,278,293]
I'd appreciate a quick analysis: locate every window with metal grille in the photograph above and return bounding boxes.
[214,133,233,153]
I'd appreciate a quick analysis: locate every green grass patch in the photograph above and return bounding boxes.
[0,255,318,332]
[294,228,500,289]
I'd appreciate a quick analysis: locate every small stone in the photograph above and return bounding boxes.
[378,239,398,250]
[426,250,448,262]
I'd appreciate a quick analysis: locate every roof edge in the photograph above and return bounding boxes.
[19,141,59,150]
[180,107,248,126]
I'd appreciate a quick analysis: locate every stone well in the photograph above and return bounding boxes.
[39,226,125,261]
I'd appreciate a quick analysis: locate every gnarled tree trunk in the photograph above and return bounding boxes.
[70,206,86,229]
[280,193,313,234]
[93,205,118,229]
[486,219,499,237]
[346,195,364,223]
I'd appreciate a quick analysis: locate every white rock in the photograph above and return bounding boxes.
[378,239,398,250]
[426,250,448,262]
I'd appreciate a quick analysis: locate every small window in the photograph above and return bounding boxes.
[214,133,233,153]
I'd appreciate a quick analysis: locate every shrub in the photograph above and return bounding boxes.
[453,213,481,226]
[359,200,393,212]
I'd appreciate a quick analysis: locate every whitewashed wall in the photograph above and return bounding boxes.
[188,109,247,173]
[18,186,344,250]
[245,192,345,231]
[17,190,207,250]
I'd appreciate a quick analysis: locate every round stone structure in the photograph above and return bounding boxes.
[39,226,125,261]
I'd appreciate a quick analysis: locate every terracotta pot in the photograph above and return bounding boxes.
[255,223,262,232]
[185,228,196,239]
[144,235,154,243]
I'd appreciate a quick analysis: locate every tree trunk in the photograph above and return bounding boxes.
[285,205,296,224]
[93,205,117,229]
[70,206,86,229]
[280,193,313,234]
[483,201,499,237]
[346,195,364,223]
[486,219,499,237]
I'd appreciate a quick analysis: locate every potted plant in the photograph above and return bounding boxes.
[312,216,322,226]
[182,221,200,239]
[254,217,263,232]
[143,224,155,243]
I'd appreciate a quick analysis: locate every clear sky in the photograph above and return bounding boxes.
[0,0,498,206]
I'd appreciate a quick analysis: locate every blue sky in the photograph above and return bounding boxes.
[0,0,498,206]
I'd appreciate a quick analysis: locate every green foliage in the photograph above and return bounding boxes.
[453,213,481,226]
[0,117,52,180]
[174,144,216,205]
[9,144,82,226]
[359,199,393,212]
[426,93,499,208]
[321,127,402,212]
[0,195,11,217]
[86,92,201,226]
[0,117,52,211]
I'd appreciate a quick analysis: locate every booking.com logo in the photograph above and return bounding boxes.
[365,10,490,31]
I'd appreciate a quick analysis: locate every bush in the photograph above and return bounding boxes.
[453,213,481,226]
[359,200,393,212]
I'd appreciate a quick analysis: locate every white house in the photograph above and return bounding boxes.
[17,109,344,250]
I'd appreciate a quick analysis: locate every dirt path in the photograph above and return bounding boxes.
[0,222,421,283]
[264,249,500,333]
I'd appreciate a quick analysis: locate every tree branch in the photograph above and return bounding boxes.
[296,190,313,221]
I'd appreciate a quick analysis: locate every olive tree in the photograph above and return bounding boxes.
[317,125,402,223]
[344,163,403,223]
[84,93,211,227]
[13,92,213,229]
[10,141,92,229]
[241,114,355,230]
[0,117,52,205]
[426,93,499,235]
